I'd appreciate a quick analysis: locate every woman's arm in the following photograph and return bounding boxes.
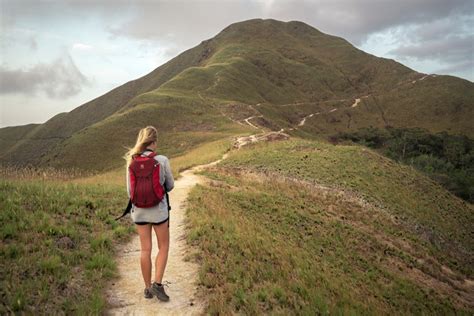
[164,158,174,192]
[126,167,131,198]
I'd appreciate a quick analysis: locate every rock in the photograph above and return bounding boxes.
[56,236,75,249]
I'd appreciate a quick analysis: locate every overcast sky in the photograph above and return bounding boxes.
[1,0,473,128]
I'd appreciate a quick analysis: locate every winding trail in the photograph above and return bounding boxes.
[411,74,430,84]
[106,92,374,314]
[106,155,229,315]
[351,95,369,108]
[243,115,263,129]
[351,98,361,108]
[298,113,315,126]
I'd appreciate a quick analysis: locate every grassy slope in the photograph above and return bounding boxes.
[0,123,41,156]
[0,135,235,314]
[219,139,473,275]
[0,33,219,166]
[169,137,233,179]
[296,75,474,138]
[0,176,134,314]
[72,135,234,187]
[185,138,473,314]
[40,94,250,171]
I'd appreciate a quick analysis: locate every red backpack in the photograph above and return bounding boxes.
[129,152,165,208]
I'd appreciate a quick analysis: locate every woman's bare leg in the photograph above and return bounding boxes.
[153,220,170,283]
[136,224,153,288]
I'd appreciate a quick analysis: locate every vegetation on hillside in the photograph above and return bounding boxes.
[170,137,233,179]
[0,171,134,314]
[185,138,473,314]
[39,97,249,171]
[331,127,474,202]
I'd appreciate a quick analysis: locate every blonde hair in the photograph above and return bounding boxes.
[124,126,158,166]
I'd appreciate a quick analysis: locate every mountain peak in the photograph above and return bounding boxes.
[215,18,323,40]
[1,18,472,170]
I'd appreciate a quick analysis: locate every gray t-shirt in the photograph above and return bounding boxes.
[126,151,174,223]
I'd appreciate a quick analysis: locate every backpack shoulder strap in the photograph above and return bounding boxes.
[115,199,132,221]
[141,150,156,158]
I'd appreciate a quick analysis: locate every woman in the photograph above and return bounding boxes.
[124,126,175,301]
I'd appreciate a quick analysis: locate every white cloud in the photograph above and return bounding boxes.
[72,43,93,51]
[0,53,89,98]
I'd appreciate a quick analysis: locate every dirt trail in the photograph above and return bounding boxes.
[106,155,228,315]
[243,115,263,129]
[351,98,361,108]
[298,113,315,126]
[350,95,370,108]
[411,74,430,84]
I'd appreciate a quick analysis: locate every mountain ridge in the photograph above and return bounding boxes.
[1,18,473,170]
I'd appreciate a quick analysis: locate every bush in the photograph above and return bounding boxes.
[409,154,454,174]
[332,127,474,202]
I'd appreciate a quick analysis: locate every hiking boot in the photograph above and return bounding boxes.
[151,282,169,302]
[144,287,153,299]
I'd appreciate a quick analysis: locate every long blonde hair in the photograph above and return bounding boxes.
[124,126,158,166]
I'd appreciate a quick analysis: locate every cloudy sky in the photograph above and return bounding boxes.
[1,0,473,128]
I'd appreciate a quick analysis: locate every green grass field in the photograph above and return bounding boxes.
[0,174,134,314]
[185,138,473,314]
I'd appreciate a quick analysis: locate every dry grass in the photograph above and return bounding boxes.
[187,166,473,314]
[0,165,93,181]
[0,177,134,314]
[170,137,233,179]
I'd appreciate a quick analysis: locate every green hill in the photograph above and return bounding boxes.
[1,18,473,171]
[0,34,236,167]
[187,138,473,314]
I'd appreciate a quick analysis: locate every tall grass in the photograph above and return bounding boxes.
[186,167,471,314]
[0,174,134,314]
[218,139,474,277]
[184,137,473,314]
[0,165,93,181]
[170,137,233,178]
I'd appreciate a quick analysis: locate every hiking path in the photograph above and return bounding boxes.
[105,155,229,315]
